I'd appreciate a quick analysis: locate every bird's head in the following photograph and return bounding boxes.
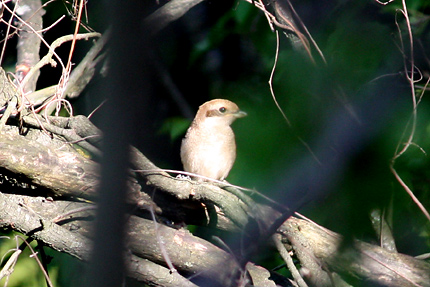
[194,99,247,127]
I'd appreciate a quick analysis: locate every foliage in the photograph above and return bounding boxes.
[1,0,430,286]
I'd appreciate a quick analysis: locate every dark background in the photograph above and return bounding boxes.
[1,0,430,285]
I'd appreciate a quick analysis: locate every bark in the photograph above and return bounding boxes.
[15,0,44,92]
[281,217,430,287]
[0,192,259,286]
[1,1,429,287]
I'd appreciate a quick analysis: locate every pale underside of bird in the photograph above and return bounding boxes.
[180,99,246,181]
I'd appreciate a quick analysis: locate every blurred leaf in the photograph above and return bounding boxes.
[159,117,191,142]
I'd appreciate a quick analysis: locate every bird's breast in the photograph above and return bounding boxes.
[181,125,236,180]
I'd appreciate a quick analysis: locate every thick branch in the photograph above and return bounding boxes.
[0,127,99,199]
[0,193,199,286]
[0,193,91,261]
[281,217,430,287]
[0,192,259,286]
[1,113,430,286]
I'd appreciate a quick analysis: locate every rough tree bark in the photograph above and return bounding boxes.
[1,1,429,287]
[0,103,429,286]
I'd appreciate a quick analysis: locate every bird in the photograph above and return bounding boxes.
[180,99,247,181]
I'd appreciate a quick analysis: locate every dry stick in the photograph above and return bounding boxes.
[52,206,96,223]
[271,1,314,62]
[268,30,322,165]
[273,233,308,287]
[395,2,417,157]
[0,248,21,281]
[25,30,107,109]
[246,0,323,166]
[21,32,93,88]
[26,32,100,112]
[88,99,107,119]
[256,0,275,32]
[0,1,65,63]
[45,98,74,117]
[416,75,430,106]
[16,235,54,287]
[38,15,65,33]
[286,0,326,64]
[248,0,312,60]
[149,203,177,274]
[389,0,430,222]
[66,0,85,70]
[46,0,85,116]
[269,30,290,126]
[0,0,18,65]
[390,166,430,221]
[374,0,395,5]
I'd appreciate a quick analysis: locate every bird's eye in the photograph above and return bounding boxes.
[219,107,226,113]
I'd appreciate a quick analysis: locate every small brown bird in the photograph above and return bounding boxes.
[180,99,247,181]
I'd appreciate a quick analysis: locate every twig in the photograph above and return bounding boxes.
[20,32,101,92]
[149,202,177,274]
[256,0,275,32]
[273,233,308,287]
[88,99,107,119]
[53,206,96,223]
[374,0,395,5]
[0,247,21,282]
[286,0,326,64]
[38,15,65,33]
[390,0,430,222]
[16,235,54,287]
[390,165,430,221]
[269,30,291,126]
[45,0,85,116]
[0,0,18,65]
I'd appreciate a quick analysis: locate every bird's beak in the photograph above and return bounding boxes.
[234,110,247,118]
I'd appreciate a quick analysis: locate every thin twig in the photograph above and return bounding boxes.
[38,15,65,33]
[20,32,101,91]
[16,235,54,287]
[46,0,85,116]
[88,99,107,119]
[374,0,395,5]
[269,30,291,126]
[0,247,21,282]
[286,0,326,64]
[390,165,430,221]
[53,206,96,223]
[149,202,177,273]
[390,0,430,222]
[0,0,18,65]
[256,0,275,32]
